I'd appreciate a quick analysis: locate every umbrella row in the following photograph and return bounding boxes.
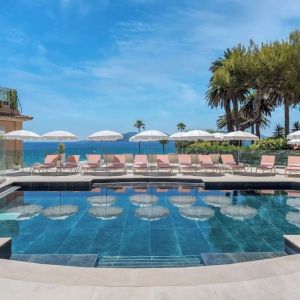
[130,130,258,142]
[3,129,259,142]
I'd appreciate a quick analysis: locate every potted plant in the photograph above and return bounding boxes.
[57,143,65,164]
[12,152,22,170]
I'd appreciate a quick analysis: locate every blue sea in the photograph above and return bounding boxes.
[23,141,176,166]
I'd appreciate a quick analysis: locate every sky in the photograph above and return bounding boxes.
[0,0,300,138]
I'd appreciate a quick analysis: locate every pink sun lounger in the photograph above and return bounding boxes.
[107,155,126,174]
[156,155,172,174]
[198,155,221,173]
[178,154,196,173]
[56,155,80,174]
[221,154,246,174]
[285,156,300,175]
[133,155,149,174]
[30,154,60,174]
[81,154,101,174]
[256,155,276,173]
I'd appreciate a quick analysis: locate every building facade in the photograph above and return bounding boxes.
[0,87,33,171]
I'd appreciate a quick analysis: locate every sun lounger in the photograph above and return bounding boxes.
[287,190,300,197]
[178,186,191,193]
[198,155,221,173]
[221,154,246,174]
[56,155,80,174]
[156,155,172,174]
[156,188,169,192]
[30,154,60,174]
[285,156,300,175]
[81,154,101,174]
[133,155,149,174]
[256,155,276,173]
[178,154,196,173]
[106,155,126,174]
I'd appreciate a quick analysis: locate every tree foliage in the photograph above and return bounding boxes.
[206,30,300,137]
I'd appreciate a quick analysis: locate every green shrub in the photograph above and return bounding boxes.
[57,143,65,154]
[250,137,290,150]
[184,141,246,153]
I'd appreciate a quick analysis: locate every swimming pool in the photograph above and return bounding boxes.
[1,184,300,267]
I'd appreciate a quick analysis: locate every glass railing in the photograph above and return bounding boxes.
[0,128,5,181]
[2,148,299,170]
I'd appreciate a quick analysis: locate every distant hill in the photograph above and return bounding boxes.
[120,132,137,142]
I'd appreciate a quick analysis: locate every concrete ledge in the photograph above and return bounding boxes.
[0,238,11,259]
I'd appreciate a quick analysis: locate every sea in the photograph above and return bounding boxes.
[23,141,176,166]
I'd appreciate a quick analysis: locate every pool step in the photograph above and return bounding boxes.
[96,255,204,268]
[201,252,286,266]
[11,254,98,267]
[0,186,20,199]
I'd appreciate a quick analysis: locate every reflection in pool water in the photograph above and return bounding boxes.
[286,198,300,210]
[4,204,43,220]
[89,206,123,220]
[130,194,158,206]
[203,195,231,207]
[1,187,300,258]
[286,212,300,228]
[179,206,214,221]
[87,196,116,206]
[220,205,257,221]
[169,196,196,207]
[135,206,169,221]
[43,205,79,220]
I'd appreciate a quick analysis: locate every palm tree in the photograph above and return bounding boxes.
[292,121,300,132]
[206,47,248,133]
[240,93,275,137]
[134,120,145,154]
[273,124,284,138]
[177,122,186,132]
[159,139,169,154]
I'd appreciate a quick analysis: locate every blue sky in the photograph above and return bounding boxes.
[1,0,300,138]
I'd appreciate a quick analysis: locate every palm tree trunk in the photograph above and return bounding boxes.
[255,123,260,138]
[284,100,290,137]
[232,98,239,130]
[224,99,234,132]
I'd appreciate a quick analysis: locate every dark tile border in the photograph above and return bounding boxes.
[7,178,300,191]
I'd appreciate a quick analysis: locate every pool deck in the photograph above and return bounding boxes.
[2,253,300,299]
[2,171,300,299]
[2,170,300,190]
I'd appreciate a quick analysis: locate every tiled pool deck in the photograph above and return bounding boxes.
[2,171,300,299]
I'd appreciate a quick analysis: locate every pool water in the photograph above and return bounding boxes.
[1,185,300,261]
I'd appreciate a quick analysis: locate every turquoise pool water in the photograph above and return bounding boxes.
[1,185,300,261]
